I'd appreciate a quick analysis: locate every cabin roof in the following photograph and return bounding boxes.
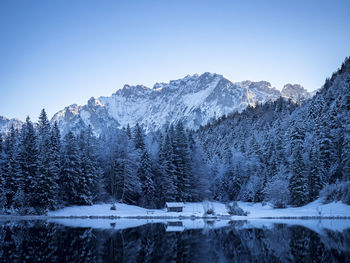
[165,202,185,207]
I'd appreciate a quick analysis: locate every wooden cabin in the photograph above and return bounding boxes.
[165,202,185,212]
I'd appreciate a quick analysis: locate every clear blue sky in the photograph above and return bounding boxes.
[1,0,349,121]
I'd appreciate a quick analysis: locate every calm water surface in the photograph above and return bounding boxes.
[0,219,349,262]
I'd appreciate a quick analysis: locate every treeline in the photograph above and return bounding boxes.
[0,110,102,214]
[197,57,350,207]
[0,111,210,214]
[98,122,210,208]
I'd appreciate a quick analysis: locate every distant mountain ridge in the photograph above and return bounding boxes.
[1,73,312,135]
[0,116,23,135]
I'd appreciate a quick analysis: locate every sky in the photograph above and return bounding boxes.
[0,0,349,121]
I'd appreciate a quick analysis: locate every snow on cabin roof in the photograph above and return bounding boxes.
[165,202,185,207]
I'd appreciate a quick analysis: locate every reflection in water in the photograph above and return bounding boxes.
[0,220,349,262]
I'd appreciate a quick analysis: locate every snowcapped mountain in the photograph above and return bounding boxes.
[0,116,23,135]
[51,72,311,135]
[281,84,311,103]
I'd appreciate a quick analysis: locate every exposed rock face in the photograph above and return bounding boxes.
[0,116,23,135]
[281,84,311,103]
[51,73,311,135]
[1,73,311,136]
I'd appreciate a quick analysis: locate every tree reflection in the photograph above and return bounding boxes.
[0,221,349,263]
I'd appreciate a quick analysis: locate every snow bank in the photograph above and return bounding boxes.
[48,202,230,218]
[237,199,350,218]
[45,199,350,233]
[48,199,350,219]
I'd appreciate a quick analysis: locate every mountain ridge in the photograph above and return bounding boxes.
[1,72,312,135]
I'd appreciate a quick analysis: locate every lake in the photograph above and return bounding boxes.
[0,219,349,262]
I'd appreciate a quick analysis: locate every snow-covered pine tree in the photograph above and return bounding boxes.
[157,131,177,204]
[126,124,132,139]
[61,131,81,205]
[173,122,192,201]
[289,146,308,207]
[188,132,211,201]
[133,123,145,151]
[341,122,350,180]
[19,117,39,209]
[112,131,141,204]
[0,134,6,211]
[85,125,105,202]
[36,109,58,211]
[77,130,94,205]
[50,122,62,205]
[131,122,156,207]
[318,118,333,184]
[308,144,322,201]
[0,134,3,189]
[289,126,308,207]
[2,126,21,208]
[138,149,156,208]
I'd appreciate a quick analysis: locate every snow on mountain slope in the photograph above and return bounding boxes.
[50,72,311,135]
[281,84,311,103]
[0,116,23,135]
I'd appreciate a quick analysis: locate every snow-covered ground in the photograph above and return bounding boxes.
[48,201,229,218]
[48,199,350,219]
[237,199,350,218]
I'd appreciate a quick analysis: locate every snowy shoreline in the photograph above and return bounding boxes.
[1,215,350,220]
[2,216,350,234]
[1,199,350,220]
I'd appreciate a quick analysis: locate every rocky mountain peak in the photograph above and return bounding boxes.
[281,84,311,103]
[0,72,313,136]
[47,73,312,136]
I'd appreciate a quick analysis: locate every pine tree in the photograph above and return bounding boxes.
[126,124,132,139]
[318,119,333,183]
[308,144,323,201]
[2,126,21,208]
[138,149,156,208]
[0,133,3,189]
[85,125,104,202]
[173,123,192,201]
[19,117,39,209]
[50,122,62,204]
[289,147,308,206]
[0,134,6,211]
[36,109,58,210]
[220,166,235,201]
[289,125,308,207]
[76,130,93,205]
[61,131,81,205]
[112,132,141,204]
[113,157,141,204]
[157,132,177,204]
[188,134,211,201]
[341,122,350,180]
[133,123,145,151]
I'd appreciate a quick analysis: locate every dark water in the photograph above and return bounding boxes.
[0,220,349,263]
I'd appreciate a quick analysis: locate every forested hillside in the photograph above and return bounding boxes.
[197,57,350,207]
